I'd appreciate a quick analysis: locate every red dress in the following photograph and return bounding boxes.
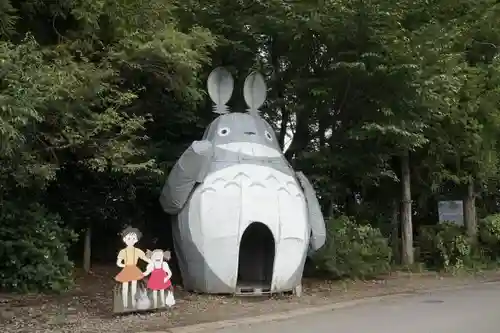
[147,263,172,290]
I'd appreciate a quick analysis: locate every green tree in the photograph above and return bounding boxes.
[0,0,214,289]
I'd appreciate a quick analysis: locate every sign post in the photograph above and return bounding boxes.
[437,200,464,226]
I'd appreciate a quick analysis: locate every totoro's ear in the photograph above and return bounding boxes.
[146,249,153,258]
[243,71,267,115]
[207,67,234,115]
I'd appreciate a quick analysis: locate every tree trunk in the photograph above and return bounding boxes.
[270,35,289,150]
[463,180,477,243]
[278,109,290,150]
[83,225,92,273]
[391,199,400,265]
[284,108,311,162]
[400,151,414,265]
[345,190,358,217]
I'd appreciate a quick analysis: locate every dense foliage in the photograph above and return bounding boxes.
[478,214,500,261]
[417,216,500,272]
[0,202,76,292]
[1,0,500,291]
[418,223,473,271]
[314,216,392,279]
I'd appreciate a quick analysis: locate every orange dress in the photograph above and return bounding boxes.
[115,247,146,283]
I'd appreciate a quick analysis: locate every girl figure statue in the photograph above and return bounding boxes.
[115,226,150,309]
[143,249,173,308]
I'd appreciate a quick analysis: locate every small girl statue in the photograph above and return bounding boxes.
[143,249,173,308]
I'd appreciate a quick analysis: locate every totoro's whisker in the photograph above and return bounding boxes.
[213,104,230,114]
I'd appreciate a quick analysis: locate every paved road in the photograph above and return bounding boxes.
[208,282,500,333]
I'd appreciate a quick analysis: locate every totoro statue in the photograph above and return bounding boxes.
[159,67,326,295]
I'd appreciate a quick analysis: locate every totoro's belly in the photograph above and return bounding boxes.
[189,164,309,242]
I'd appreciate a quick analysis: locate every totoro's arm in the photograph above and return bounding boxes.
[295,171,326,252]
[159,140,213,215]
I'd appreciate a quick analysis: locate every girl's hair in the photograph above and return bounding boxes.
[146,249,171,261]
[120,226,142,240]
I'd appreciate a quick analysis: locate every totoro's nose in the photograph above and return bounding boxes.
[244,131,256,136]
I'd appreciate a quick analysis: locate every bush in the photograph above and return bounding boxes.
[0,201,77,292]
[313,216,392,279]
[479,214,500,260]
[418,222,473,271]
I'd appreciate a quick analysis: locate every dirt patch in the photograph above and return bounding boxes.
[2,266,500,333]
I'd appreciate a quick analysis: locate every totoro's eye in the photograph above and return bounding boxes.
[265,131,273,141]
[218,127,231,136]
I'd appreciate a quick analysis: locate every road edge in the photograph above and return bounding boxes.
[140,280,500,333]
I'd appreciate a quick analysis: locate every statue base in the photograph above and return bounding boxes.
[112,279,172,314]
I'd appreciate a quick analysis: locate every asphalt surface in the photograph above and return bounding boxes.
[207,282,500,333]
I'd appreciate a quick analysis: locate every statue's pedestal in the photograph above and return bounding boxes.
[112,280,169,314]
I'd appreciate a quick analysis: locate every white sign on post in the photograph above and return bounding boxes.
[438,200,464,226]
